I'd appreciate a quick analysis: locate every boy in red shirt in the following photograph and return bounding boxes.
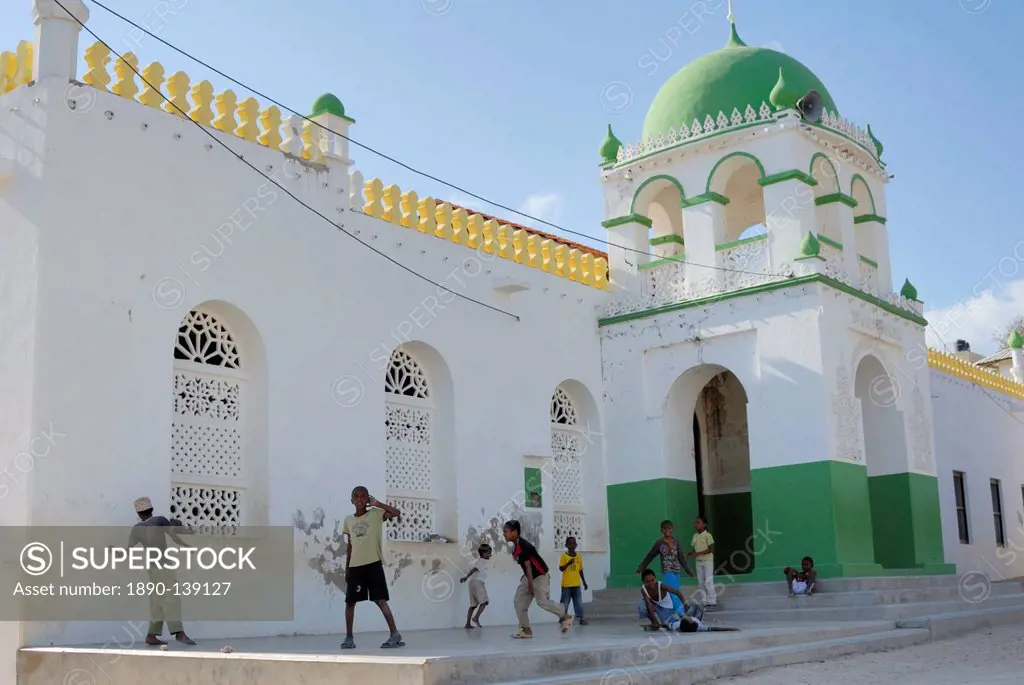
[503,520,573,639]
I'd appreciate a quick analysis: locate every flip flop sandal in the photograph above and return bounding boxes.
[511,630,533,639]
[380,636,406,649]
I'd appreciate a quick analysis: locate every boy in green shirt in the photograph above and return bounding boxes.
[340,486,405,649]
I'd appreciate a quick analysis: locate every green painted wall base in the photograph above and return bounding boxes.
[607,478,697,588]
[868,472,948,569]
[607,462,954,589]
[751,460,884,574]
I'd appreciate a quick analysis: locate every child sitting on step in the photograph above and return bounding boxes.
[638,570,737,633]
[783,556,817,596]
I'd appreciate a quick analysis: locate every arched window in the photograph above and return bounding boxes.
[384,348,437,541]
[169,310,246,534]
[550,386,585,546]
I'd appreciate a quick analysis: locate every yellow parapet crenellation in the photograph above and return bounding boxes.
[13,41,33,89]
[83,41,111,91]
[111,52,139,100]
[350,178,609,290]
[417,197,437,234]
[0,51,17,94]
[451,207,468,246]
[434,203,453,241]
[138,62,165,109]
[300,120,322,163]
[65,37,611,291]
[466,214,484,249]
[188,80,215,125]
[927,348,1024,401]
[258,105,283,149]
[212,89,237,133]
[382,185,403,226]
[400,190,419,229]
[235,97,261,142]
[163,71,191,117]
[363,178,383,217]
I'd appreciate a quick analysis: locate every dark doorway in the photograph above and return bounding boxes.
[693,413,706,521]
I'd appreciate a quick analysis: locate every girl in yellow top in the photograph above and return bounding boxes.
[686,516,717,609]
[558,536,589,625]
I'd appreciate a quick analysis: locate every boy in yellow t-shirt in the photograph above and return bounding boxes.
[686,516,717,609]
[558,536,589,625]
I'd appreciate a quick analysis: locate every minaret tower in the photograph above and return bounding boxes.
[598,12,951,588]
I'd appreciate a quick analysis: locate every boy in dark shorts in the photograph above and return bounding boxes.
[340,486,404,649]
[503,520,573,639]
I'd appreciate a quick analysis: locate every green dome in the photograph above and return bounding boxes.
[641,23,838,141]
[311,93,351,120]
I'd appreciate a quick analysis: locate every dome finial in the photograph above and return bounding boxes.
[725,1,747,47]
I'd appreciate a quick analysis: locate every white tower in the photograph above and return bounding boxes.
[597,17,952,588]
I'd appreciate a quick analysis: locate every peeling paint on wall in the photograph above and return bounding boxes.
[461,501,543,559]
[388,552,414,585]
[293,508,347,592]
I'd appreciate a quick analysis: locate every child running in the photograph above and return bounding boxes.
[459,543,492,628]
[639,570,737,633]
[686,516,717,609]
[503,520,574,639]
[636,519,694,614]
[784,556,817,596]
[558,536,589,625]
[340,486,405,650]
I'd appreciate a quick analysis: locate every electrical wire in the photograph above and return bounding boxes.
[82,0,782,280]
[53,0,520,321]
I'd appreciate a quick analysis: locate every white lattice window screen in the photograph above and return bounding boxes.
[384,349,436,541]
[551,387,585,543]
[554,512,585,547]
[170,310,245,534]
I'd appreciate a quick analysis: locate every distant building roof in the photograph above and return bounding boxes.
[977,348,1012,366]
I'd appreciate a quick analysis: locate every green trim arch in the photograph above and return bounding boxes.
[630,174,687,215]
[705,151,767,195]
[850,174,877,215]
[808,152,841,193]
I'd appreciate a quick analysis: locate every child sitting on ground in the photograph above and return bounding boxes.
[638,570,737,633]
[783,556,817,596]
[459,543,491,628]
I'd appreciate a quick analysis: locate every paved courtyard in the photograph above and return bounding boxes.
[719,624,1024,685]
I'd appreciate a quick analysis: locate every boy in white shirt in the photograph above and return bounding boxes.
[460,543,492,628]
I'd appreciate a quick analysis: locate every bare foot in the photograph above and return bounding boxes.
[473,618,482,628]
[464,623,474,629]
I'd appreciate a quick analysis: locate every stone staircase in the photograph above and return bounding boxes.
[585,574,1024,629]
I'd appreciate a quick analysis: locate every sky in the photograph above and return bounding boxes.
[3,0,1022,354]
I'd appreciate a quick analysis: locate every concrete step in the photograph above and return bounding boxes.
[499,628,931,685]
[588,593,1024,623]
[896,603,1024,640]
[591,574,1003,603]
[590,583,1023,614]
[435,621,894,684]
